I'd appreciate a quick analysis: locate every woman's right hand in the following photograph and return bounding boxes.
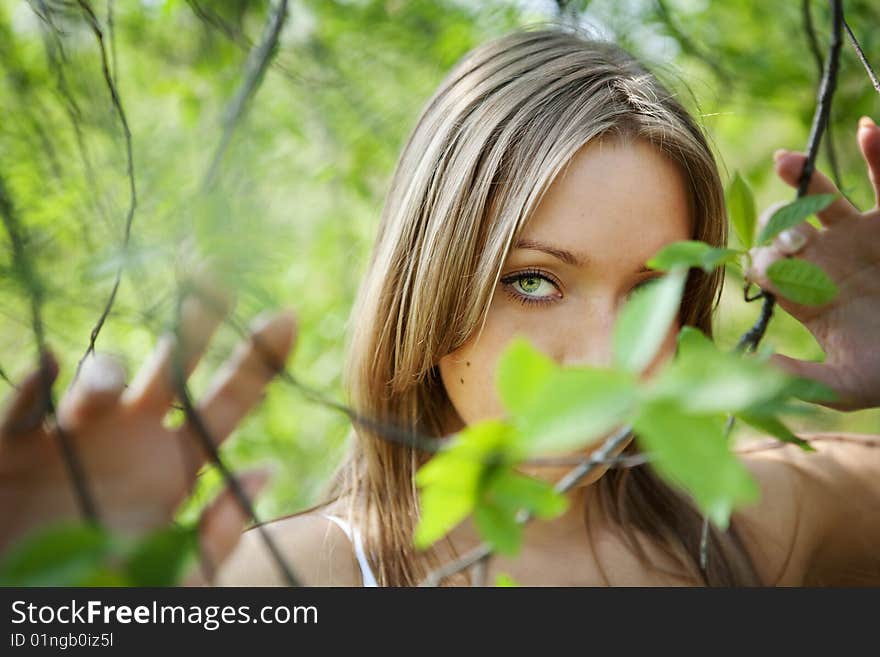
[747,116,880,411]
[0,280,297,580]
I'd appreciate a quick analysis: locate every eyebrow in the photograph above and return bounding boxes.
[513,238,653,273]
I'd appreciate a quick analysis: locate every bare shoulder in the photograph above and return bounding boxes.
[733,433,880,586]
[213,503,364,587]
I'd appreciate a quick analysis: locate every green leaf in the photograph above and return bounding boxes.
[473,501,522,556]
[700,247,741,271]
[757,194,836,245]
[633,401,760,529]
[511,366,638,456]
[647,241,740,273]
[766,258,838,305]
[0,522,120,586]
[125,524,199,586]
[783,376,838,404]
[495,572,519,587]
[735,413,815,452]
[649,327,791,414]
[486,469,568,519]
[496,336,556,412]
[648,241,711,270]
[726,171,757,248]
[414,420,518,549]
[414,486,476,550]
[613,268,687,374]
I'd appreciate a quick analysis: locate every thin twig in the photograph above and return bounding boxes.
[0,365,17,390]
[31,1,116,238]
[202,0,289,190]
[73,0,138,384]
[802,0,843,191]
[654,0,733,88]
[471,555,489,587]
[170,294,301,587]
[185,0,316,86]
[739,0,843,353]
[106,0,117,86]
[843,18,880,94]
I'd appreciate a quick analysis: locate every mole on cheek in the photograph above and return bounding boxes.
[466,361,471,367]
[459,377,464,384]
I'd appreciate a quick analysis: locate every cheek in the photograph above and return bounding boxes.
[438,322,517,428]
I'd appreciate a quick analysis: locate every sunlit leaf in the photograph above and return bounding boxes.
[512,366,638,456]
[649,326,791,413]
[497,336,556,412]
[633,401,760,529]
[495,572,519,587]
[487,469,568,519]
[766,258,838,305]
[726,171,757,248]
[613,268,687,374]
[757,194,835,245]
[414,420,518,549]
[474,501,522,556]
[735,412,814,451]
[647,241,740,272]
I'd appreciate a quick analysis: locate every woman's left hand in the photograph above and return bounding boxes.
[747,115,880,412]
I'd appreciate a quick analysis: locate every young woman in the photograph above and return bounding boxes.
[2,26,879,587]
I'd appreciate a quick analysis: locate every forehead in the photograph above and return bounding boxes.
[516,137,691,269]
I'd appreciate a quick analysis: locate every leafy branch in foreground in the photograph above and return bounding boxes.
[414,257,836,582]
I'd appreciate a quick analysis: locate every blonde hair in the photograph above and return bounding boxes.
[311,24,760,586]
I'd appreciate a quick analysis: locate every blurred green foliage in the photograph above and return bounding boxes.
[0,0,877,531]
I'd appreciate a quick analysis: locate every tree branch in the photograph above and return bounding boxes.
[802,0,843,192]
[170,291,301,587]
[843,18,880,95]
[739,0,844,353]
[202,0,289,190]
[73,0,138,384]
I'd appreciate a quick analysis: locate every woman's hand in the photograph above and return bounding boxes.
[747,115,880,411]
[0,279,297,579]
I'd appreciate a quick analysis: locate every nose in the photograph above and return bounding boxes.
[558,303,616,370]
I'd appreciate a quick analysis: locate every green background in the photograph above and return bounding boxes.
[1,0,877,524]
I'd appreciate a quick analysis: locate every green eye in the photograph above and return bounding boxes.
[518,276,543,294]
[500,269,561,307]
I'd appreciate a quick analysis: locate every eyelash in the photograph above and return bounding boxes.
[499,269,663,308]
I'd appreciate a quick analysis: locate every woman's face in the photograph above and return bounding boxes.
[437,137,692,480]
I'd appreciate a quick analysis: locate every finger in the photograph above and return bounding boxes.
[857,115,880,208]
[773,150,860,226]
[122,281,233,415]
[56,352,126,430]
[178,310,296,472]
[194,467,273,583]
[773,220,818,256]
[768,354,856,411]
[0,351,59,438]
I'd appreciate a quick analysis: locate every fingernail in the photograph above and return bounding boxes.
[79,352,126,394]
[858,115,876,131]
[774,227,808,255]
[773,149,788,163]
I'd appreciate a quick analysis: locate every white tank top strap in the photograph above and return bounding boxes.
[321,513,379,587]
